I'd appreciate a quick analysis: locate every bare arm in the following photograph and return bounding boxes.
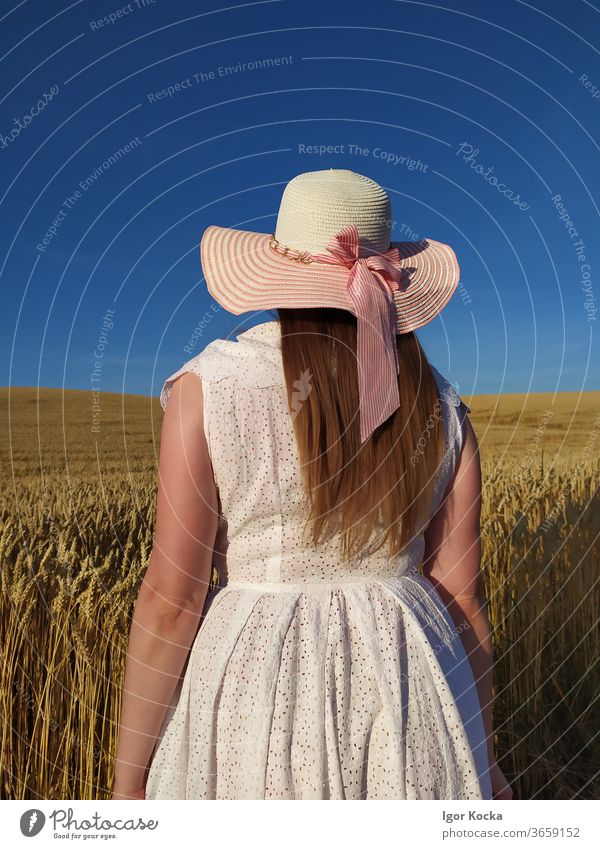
[422,414,495,764]
[111,371,218,798]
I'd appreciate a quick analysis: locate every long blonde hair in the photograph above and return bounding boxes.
[277,307,446,560]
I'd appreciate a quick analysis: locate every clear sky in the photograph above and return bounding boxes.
[1,0,598,401]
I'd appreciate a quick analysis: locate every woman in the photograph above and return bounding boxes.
[112,169,512,800]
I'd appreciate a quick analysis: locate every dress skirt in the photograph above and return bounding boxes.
[144,572,493,800]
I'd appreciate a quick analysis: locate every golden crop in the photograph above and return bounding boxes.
[0,387,598,799]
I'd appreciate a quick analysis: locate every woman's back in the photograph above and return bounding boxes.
[143,318,491,800]
[159,319,469,587]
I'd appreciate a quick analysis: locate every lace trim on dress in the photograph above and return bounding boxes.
[159,327,285,411]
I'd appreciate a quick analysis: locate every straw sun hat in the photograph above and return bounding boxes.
[200,169,460,443]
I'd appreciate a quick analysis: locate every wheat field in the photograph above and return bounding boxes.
[0,386,598,800]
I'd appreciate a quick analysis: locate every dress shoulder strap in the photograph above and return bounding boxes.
[428,363,471,417]
[427,363,472,514]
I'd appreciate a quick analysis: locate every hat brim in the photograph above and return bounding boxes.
[200,225,460,334]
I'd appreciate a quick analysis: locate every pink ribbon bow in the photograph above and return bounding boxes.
[310,224,404,443]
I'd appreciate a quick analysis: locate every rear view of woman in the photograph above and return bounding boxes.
[112,169,512,800]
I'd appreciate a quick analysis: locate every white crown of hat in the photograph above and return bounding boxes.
[273,169,392,257]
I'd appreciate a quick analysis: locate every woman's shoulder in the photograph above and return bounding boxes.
[159,334,284,411]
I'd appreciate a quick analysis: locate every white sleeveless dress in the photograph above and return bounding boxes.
[144,319,493,800]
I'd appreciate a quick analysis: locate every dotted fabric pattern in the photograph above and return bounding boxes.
[145,320,491,800]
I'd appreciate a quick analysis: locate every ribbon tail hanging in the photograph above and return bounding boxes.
[348,263,401,443]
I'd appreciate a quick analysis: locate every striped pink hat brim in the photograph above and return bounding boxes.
[200,225,460,334]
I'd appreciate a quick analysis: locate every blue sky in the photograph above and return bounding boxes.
[1,0,598,400]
